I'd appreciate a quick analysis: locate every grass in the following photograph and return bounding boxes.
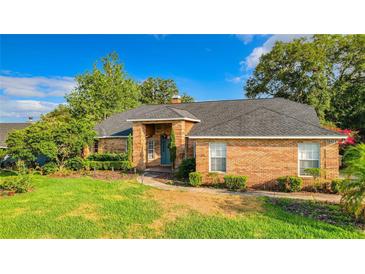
[0,173,364,239]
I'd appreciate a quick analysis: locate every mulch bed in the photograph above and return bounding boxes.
[268,198,365,230]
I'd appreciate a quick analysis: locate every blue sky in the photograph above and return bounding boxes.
[0,34,308,122]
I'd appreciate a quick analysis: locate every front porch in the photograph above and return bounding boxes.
[131,120,194,170]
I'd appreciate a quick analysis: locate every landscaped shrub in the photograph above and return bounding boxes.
[176,158,195,179]
[331,179,346,194]
[304,168,325,178]
[208,172,222,186]
[87,153,128,162]
[277,176,303,192]
[65,156,85,171]
[189,172,202,187]
[224,175,248,191]
[42,162,59,175]
[0,174,34,193]
[86,160,132,171]
[311,180,332,193]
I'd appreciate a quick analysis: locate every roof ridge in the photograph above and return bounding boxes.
[165,105,187,118]
[143,97,286,107]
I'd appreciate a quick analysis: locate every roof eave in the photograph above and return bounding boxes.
[95,136,129,139]
[188,135,347,139]
[126,118,201,123]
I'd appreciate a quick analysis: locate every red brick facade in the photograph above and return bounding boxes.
[194,138,339,187]
[132,120,195,169]
[97,138,127,153]
[96,126,340,187]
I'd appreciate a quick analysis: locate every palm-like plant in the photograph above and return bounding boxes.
[341,143,365,220]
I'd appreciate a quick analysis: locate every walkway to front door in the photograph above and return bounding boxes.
[160,135,171,165]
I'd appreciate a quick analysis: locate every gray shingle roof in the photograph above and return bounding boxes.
[127,106,199,121]
[0,123,30,147]
[95,98,344,138]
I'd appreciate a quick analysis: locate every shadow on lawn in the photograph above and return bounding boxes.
[0,170,18,177]
[264,197,365,231]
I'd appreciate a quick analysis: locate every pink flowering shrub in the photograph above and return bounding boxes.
[338,129,357,146]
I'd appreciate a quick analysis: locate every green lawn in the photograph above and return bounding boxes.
[0,175,364,239]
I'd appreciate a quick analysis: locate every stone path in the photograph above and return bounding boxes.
[138,173,341,204]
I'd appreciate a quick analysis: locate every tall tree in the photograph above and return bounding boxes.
[66,52,141,122]
[6,116,95,167]
[139,77,194,104]
[245,35,365,131]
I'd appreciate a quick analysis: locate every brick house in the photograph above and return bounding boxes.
[95,97,346,187]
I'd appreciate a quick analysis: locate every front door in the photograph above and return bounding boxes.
[160,135,171,165]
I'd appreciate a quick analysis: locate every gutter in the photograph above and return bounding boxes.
[95,136,128,139]
[187,135,347,140]
[126,118,201,123]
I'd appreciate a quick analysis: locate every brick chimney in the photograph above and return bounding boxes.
[171,95,181,104]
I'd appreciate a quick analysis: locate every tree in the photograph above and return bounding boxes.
[66,52,141,122]
[180,92,194,103]
[42,104,72,122]
[139,77,194,104]
[245,35,365,131]
[6,117,95,167]
[169,129,177,169]
[341,143,365,220]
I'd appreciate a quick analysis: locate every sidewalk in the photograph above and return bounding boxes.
[138,174,341,204]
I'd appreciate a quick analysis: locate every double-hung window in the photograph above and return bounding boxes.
[147,139,154,160]
[298,143,320,176]
[209,143,226,172]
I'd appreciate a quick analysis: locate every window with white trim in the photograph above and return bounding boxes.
[147,139,154,160]
[298,143,320,176]
[209,143,226,172]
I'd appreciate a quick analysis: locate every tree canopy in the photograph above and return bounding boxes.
[6,115,95,167]
[245,34,365,131]
[139,77,194,104]
[66,52,141,122]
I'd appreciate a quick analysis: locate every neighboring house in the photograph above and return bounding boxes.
[95,96,346,187]
[0,123,30,149]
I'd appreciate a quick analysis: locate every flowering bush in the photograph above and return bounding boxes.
[338,129,357,146]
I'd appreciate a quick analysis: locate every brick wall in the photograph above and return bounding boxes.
[132,120,197,170]
[194,138,339,187]
[97,138,127,153]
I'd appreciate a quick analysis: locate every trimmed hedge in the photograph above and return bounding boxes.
[85,160,131,171]
[65,157,85,171]
[224,175,248,191]
[87,153,128,162]
[277,176,303,192]
[176,158,196,179]
[189,172,202,187]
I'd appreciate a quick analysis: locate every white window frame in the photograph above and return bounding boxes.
[298,143,320,177]
[209,142,227,173]
[147,138,154,160]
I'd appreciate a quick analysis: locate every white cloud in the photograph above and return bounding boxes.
[0,75,75,97]
[243,34,312,69]
[226,75,245,84]
[0,97,59,119]
[153,34,168,40]
[236,34,254,44]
